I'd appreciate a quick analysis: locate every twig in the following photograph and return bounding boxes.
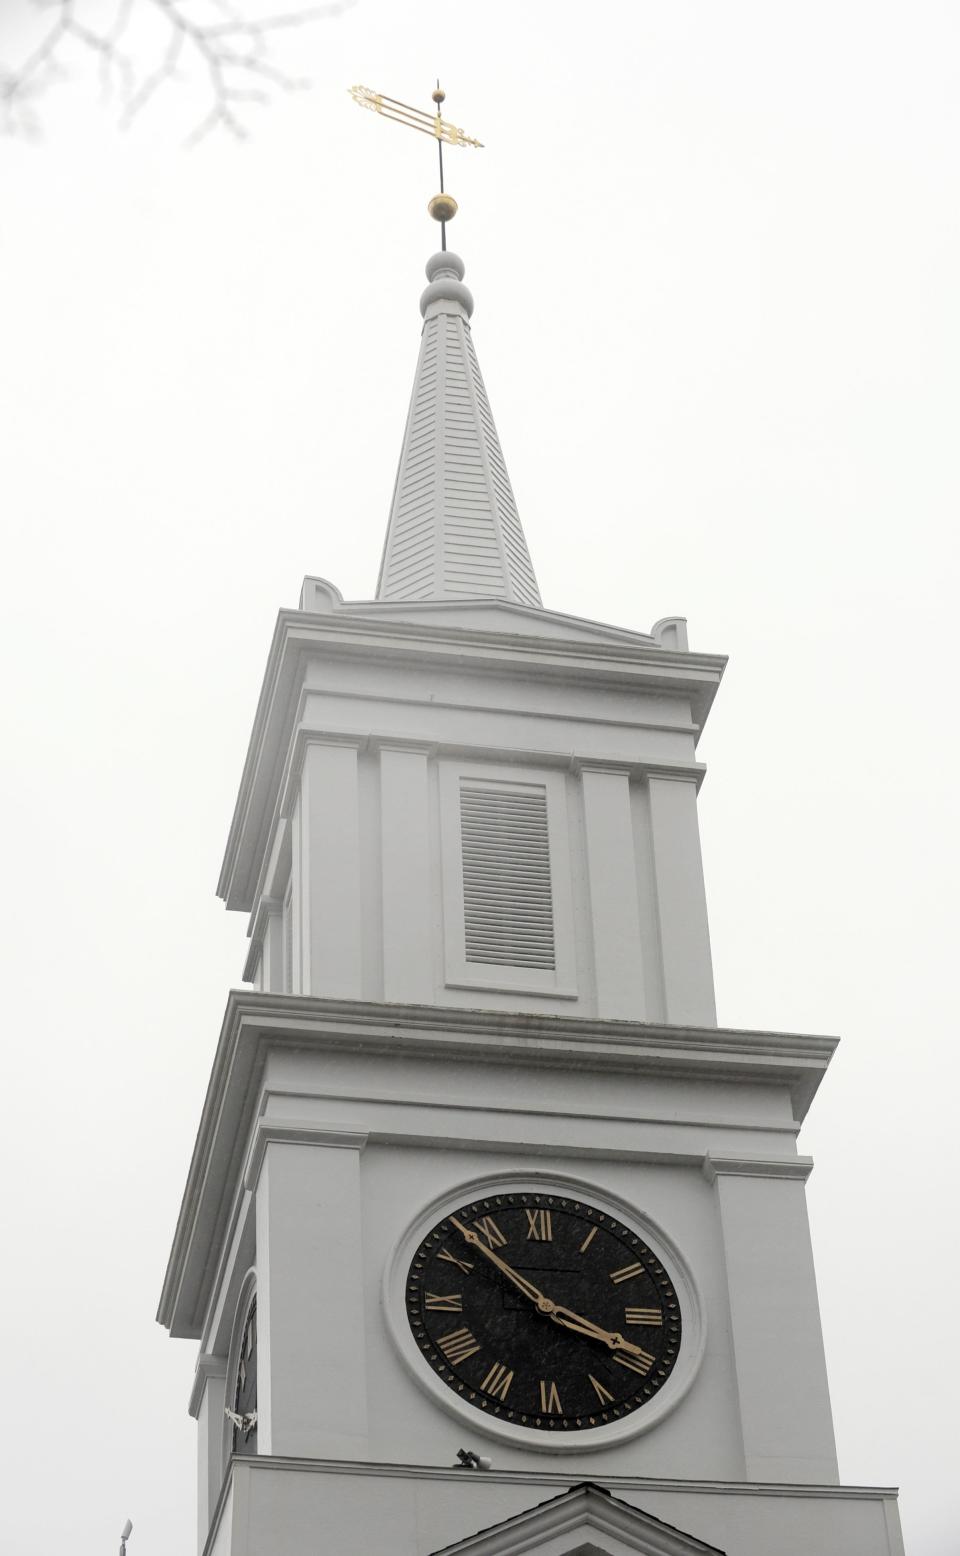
[0,0,352,141]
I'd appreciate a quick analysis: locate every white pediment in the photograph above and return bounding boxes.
[299,579,683,651]
[430,1482,725,1556]
[345,600,658,646]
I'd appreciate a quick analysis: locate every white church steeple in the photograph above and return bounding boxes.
[160,88,905,1556]
[376,251,542,606]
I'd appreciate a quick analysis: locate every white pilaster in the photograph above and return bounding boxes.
[648,774,717,1026]
[705,1155,839,1484]
[191,1358,227,1554]
[297,739,363,998]
[380,743,433,1003]
[258,905,284,994]
[580,766,647,1018]
[253,1128,369,1459]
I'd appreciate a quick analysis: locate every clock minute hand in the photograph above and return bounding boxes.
[448,1217,552,1310]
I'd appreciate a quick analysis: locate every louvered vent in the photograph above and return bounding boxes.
[459,781,556,969]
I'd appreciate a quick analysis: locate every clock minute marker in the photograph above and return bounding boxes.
[610,1261,646,1285]
[625,1306,663,1326]
[424,1291,463,1311]
[437,1246,473,1274]
[614,1347,656,1376]
[539,1380,563,1414]
[437,1326,481,1365]
[481,1361,514,1401]
[525,1208,553,1241]
[472,1214,507,1249]
[588,1374,614,1405]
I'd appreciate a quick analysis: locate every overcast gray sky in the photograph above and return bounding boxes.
[1,2,957,1552]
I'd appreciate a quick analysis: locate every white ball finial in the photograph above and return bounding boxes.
[420,252,474,319]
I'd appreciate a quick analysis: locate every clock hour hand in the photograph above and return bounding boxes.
[547,1302,650,1359]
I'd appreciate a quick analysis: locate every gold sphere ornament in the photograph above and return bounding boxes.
[432,87,446,104]
[428,192,458,223]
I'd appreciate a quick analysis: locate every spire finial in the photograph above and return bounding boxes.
[348,81,483,245]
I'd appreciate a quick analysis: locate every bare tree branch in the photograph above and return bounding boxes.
[0,0,352,142]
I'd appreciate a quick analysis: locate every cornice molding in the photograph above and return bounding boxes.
[216,1450,901,1498]
[255,1084,799,1139]
[303,678,701,740]
[215,993,838,1065]
[702,1153,815,1184]
[243,1117,369,1192]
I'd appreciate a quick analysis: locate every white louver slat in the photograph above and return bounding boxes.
[459,782,556,970]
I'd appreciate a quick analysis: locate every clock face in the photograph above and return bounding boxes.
[405,1190,682,1432]
[232,1297,258,1455]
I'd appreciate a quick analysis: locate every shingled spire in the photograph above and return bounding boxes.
[376,252,542,606]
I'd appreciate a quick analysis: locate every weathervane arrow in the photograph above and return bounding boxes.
[348,81,483,248]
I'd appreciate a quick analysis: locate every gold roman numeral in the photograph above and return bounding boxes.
[539,1379,562,1414]
[437,1327,481,1365]
[614,1347,655,1376]
[438,1247,473,1274]
[472,1215,507,1249]
[480,1361,514,1401]
[610,1261,646,1284]
[578,1225,598,1253]
[424,1291,463,1311]
[588,1374,614,1405]
[525,1208,553,1241]
[625,1306,662,1326]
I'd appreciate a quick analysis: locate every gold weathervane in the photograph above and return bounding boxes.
[348,82,483,248]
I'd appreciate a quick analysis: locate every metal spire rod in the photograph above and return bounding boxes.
[434,81,447,250]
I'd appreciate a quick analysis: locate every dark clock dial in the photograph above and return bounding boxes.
[232,1297,258,1455]
[406,1191,681,1431]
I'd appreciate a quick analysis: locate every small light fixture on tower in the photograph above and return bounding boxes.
[454,1448,493,1470]
[119,1518,133,1556]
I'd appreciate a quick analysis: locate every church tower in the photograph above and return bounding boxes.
[158,153,904,1555]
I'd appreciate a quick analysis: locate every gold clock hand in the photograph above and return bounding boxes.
[546,1303,614,1342]
[549,1304,651,1358]
[448,1217,553,1311]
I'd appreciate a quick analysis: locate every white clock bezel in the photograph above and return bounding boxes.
[382,1168,706,1453]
